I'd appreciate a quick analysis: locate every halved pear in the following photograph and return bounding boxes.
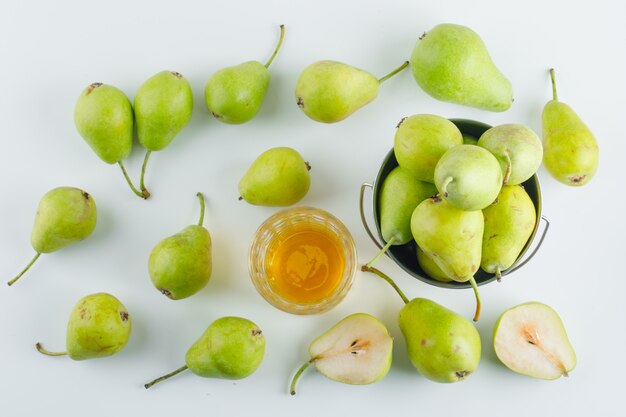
[493,302,576,380]
[290,313,393,395]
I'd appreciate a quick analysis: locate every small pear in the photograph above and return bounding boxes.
[74,83,144,199]
[144,317,265,389]
[205,25,285,124]
[74,83,133,164]
[411,196,483,320]
[239,147,311,206]
[148,193,212,300]
[543,69,599,186]
[393,114,463,183]
[36,293,131,360]
[135,70,193,151]
[478,124,543,185]
[361,266,481,382]
[295,60,408,123]
[434,144,503,211]
[411,23,513,111]
[366,167,437,268]
[481,185,536,280]
[8,187,97,286]
[493,302,576,379]
[416,246,452,282]
[289,313,393,395]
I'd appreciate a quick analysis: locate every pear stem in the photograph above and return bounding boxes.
[365,237,396,268]
[361,265,409,305]
[144,365,188,389]
[469,276,482,322]
[196,192,206,226]
[549,68,558,101]
[290,360,312,395]
[502,153,512,185]
[264,24,285,69]
[139,150,152,198]
[441,176,453,197]
[118,161,147,199]
[35,342,67,356]
[495,267,502,282]
[378,61,409,83]
[7,252,41,286]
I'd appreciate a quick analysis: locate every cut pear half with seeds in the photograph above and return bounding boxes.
[290,313,393,395]
[493,302,576,380]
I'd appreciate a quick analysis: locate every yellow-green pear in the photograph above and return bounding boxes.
[481,185,536,280]
[205,25,285,124]
[134,70,194,197]
[411,196,484,320]
[393,115,463,183]
[8,187,97,286]
[239,147,311,206]
[543,69,599,186]
[494,302,576,379]
[434,144,503,211]
[289,313,393,395]
[144,317,265,389]
[361,265,481,382]
[295,60,408,123]
[148,193,212,300]
[36,293,131,360]
[411,23,513,111]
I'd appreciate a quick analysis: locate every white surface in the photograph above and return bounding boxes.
[1,0,624,416]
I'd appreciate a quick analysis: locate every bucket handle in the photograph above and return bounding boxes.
[359,182,385,250]
[503,215,550,276]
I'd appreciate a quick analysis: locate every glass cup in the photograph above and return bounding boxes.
[249,206,357,315]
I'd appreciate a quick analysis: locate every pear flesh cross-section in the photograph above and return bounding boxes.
[494,302,576,380]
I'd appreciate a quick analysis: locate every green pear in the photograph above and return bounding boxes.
[482,185,536,280]
[135,70,193,151]
[74,83,145,199]
[543,69,599,186]
[144,316,265,388]
[434,144,503,211]
[361,266,481,382]
[295,60,408,123]
[493,302,576,380]
[478,124,543,185]
[134,70,194,197]
[205,25,284,124]
[8,187,97,286]
[416,246,452,282]
[289,313,393,395]
[239,147,311,206]
[366,167,437,268]
[393,114,463,183]
[74,83,133,164]
[148,193,212,300]
[410,23,513,111]
[36,293,131,360]
[411,196,483,320]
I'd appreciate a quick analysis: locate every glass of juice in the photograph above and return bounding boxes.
[249,206,357,314]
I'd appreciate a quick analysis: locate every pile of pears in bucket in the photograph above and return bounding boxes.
[371,114,544,321]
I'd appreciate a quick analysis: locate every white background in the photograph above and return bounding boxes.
[1,0,624,416]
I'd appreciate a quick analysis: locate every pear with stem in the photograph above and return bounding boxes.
[135,70,194,197]
[542,68,598,186]
[74,83,145,199]
[8,187,96,286]
[148,193,212,300]
[361,265,481,382]
[205,25,285,124]
[289,313,393,395]
[295,60,409,123]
